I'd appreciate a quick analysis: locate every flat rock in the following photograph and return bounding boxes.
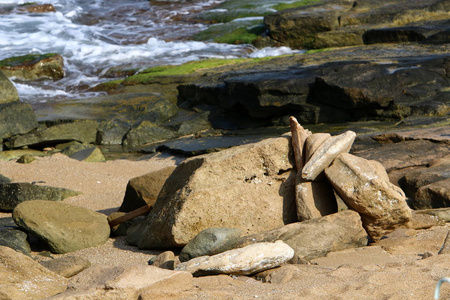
[175,240,294,276]
[0,182,80,211]
[12,200,110,254]
[123,120,178,149]
[237,210,368,261]
[0,245,68,300]
[179,228,242,262]
[325,153,412,240]
[127,135,297,249]
[40,256,91,278]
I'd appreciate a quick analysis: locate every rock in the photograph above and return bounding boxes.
[119,165,176,213]
[49,265,193,299]
[236,210,368,261]
[107,212,131,236]
[12,200,110,254]
[0,70,19,104]
[302,131,356,181]
[0,182,80,211]
[69,146,106,162]
[96,120,130,145]
[0,149,47,161]
[149,251,177,269]
[415,178,450,209]
[179,228,242,262]
[6,120,98,149]
[127,135,297,249]
[325,153,412,241]
[404,211,446,230]
[0,101,38,140]
[0,226,31,256]
[0,174,12,182]
[254,264,302,284]
[40,256,91,278]
[21,3,56,13]
[414,208,450,222]
[0,245,68,299]
[123,120,178,149]
[16,154,36,164]
[0,53,64,81]
[304,133,331,163]
[438,232,450,255]
[295,179,337,221]
[175,240,294,276]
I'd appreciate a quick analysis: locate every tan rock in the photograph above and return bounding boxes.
[175,240,294,276]
[302,131,356,181]
[295,178,337,221]
[40,256,91,278]
[151,250,176,269]
[304,133,331,163]
[0,245,68,300]
[325,153,412,240]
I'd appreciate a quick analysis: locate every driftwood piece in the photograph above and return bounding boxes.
[289,116,309,171]
[108,204,152,228]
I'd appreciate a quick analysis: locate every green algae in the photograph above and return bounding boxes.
[0,53,58,68]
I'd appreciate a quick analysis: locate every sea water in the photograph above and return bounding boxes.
[0,0,300,103]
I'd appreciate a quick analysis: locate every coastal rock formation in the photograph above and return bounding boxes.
[0,101,38,140]
[0,70,18,104]
[12,200,110,254]
[127,135,297,249]
[176,240,294,276]
[0,53,64,81]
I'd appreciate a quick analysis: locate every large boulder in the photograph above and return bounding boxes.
[0,245,68,299]
[325,153,412,241]
[0,53,64,81]
[236,210,368,261]
[0,182,80,211]
[0,101,38,140]
[12,200,110,254]
[0,70,19,104]
[127,135,297,249]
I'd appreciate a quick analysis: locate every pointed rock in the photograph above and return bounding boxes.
[304,133,331,163]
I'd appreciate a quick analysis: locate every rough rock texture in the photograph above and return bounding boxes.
[48,265,193,299]
[295,179,337,221]
[325,153,412,240]
[0,245,68,300]
[0,226,31,256]
[0,101,38,140]
[179,228,242,262]
[0,70,19,104]
[175,240,294,276]
[304,133,331,162]
[0,53,64,81]
[0,182,80,211]
[40,256,92,278]
[12,200,110,254]
[119,165,176,212]
[237,210,368,261]
[127,135,297,249]
[122,120,178,149]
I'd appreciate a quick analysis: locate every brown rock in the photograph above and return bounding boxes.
[415,178,450,209]
[295,178,337,221]
[304,133,331,163]
[40,256,91,278]
[0,53,64,81]
[325,153,411,241]
[254,264,301,284]
[150,251,176,270]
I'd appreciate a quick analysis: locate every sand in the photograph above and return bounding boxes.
[0,153,449,299]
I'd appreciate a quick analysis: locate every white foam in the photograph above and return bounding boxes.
[250,47,304,58]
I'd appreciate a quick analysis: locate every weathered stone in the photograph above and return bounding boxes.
[302,131,356,181]
[0,182,80,211]
[7,120,99,148]
[179,228,242,262]
[96,120,130,145]
[149,251,176,269]
[0,149,47,161]
[123,120,178,149]
[0,53,64,81]
[127,135,297,249]
[49,265,193,299]
[0,70,19,104]
[414,208,450,222]
[16,154,36,164]
[119,165,176,213]
[325,153,412,240]
[0,101,38,140]
[40,256,91,278]
[22,3,56,13]
[415,178,450,209]
[304,133,331,163]
[69,147,106,162]
[295,179,337,221]
[236,210,368,261]
[0,226,31,256]
[12,200,110,254]
[403,211,446,230]
[0,245,68,299]
[254,264,301,284]
[175,240,294,276]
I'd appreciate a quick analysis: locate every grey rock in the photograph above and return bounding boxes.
[236,210,368,261]
[0,70,19,104]
[175,240,294,276]
[0,182,80,212]
[107,212,131,237]
[0,226,31,256]
[0,174,11,182]
[123,120,178,149]
[96,120,130,145]
[179,228,242,262]
[13,200,110,254]
[149,250,176,269]
[0,101,38,140]
[40,256,91,278]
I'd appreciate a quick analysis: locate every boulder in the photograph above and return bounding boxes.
[0,245,68,299]
[96,120,130,145]
[0,226,31,256]
[119,165,176,212]
[415,178,450,209]
[0,182,80,211]
[122,120,178,149]
[40,256,91,278]
[0,101,38,140]
[0,70,19,104]
[127,135,297,249]
[236,210,368,261]
[295,179,337,221]
[175,240,294,276]
[179,228,242,262]
[12,200,110,254]
[0,53,64,81]
[49,265,193,299]
[325,153,412,241]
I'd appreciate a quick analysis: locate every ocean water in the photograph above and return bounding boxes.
[0,0,300,103]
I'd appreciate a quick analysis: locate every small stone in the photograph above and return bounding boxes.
[16,154,36,164]
[149,251,176,270]
[40,256,91,278]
